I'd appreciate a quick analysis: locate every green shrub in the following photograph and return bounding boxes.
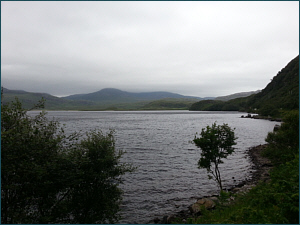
[190,156,299,224]
[263,110,299,165]
[1,98,134,223]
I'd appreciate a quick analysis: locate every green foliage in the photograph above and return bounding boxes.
[193,123,237,191]
[189,99,241,111]
[1,98,134,223]
[188,154,299,224]
[233,154,299,224]
[263,110,299,165]
[251,56,299,115]
[190,100,224,111]
[60,130,135,224]
[187,110,299,224]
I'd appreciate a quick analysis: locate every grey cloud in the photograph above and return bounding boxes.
[1,1,299,97]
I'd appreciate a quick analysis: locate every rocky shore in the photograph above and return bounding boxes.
[147,144,273,224]
[241,113,282,122]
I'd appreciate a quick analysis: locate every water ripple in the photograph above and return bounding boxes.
[28,110,280,224]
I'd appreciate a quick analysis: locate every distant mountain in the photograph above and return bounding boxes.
[1,87,207,110]
[190,55,299,117]
[63,88,204,104]
[1,88,97,110]
[215,90,261,101]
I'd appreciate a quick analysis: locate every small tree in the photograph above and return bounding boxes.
[193,122,237,191]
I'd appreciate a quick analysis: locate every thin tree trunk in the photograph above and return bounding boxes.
[214,163,222,191]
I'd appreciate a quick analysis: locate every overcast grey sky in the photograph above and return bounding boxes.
[1,1,299,97]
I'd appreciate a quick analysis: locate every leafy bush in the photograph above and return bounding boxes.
[263,110,299,165]
[1,98,134,223]
[193,123,237,191]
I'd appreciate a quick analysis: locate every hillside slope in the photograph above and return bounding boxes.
[190,55,299,117]
[215,90,261,101]
[244,55,299,115]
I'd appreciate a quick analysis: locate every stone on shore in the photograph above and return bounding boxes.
[149,144,274,224]
[188,197,216,215]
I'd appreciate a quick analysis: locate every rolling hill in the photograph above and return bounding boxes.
[1,88,206,110]
[62,88,203,104]
[5,53,298,114]
[1,88,97,110]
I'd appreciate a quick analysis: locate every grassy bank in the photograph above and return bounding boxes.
[184,110,299,224]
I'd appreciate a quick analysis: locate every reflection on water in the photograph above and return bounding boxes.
[28,110,280,223]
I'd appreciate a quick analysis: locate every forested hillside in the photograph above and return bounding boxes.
[243,55,299,116]
[140,98,198,110]
[190,55,299,117]
[214,90,260,101]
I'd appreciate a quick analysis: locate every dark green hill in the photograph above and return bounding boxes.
[141,98,199,110]
[190,55,299,117]
[243,55,299,116]
[189,99,237,111]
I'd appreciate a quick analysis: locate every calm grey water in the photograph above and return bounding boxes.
[28,110,280,223]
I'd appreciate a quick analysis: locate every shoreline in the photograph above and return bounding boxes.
[241,113,282,122]
[148,144,273,224]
